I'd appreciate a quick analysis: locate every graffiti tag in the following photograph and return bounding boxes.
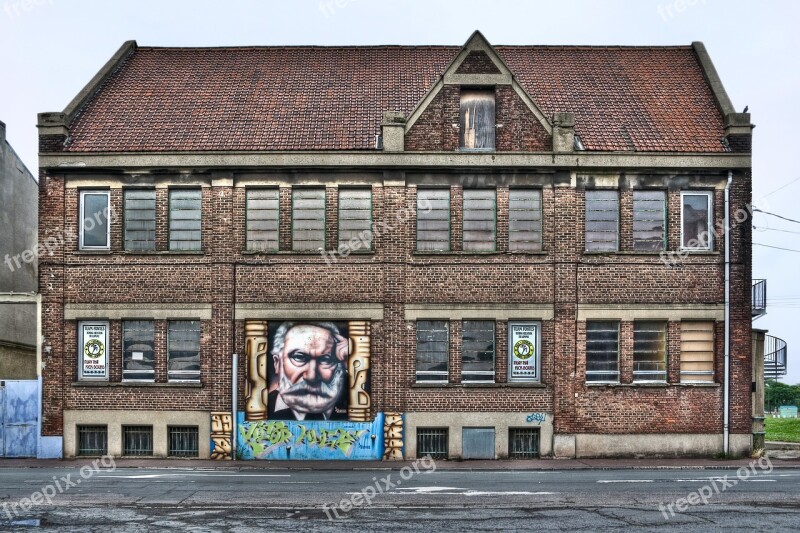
[526,413,547,424]
[296,426,368,456]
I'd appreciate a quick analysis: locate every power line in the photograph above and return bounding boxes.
[753,242,800,252]
[753,225,800,235]
[763,176,800,198]
[753,209,800,225]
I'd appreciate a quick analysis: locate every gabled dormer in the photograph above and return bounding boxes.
[395,31,555,153]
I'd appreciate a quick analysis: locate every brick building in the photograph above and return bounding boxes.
[37,32,754,459]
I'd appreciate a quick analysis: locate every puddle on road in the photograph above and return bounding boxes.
[0,519,41,527]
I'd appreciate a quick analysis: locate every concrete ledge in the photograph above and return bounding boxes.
[570,433,752,458]
[39,151,752,171]
[404,304,554,321]
[235,303,384,320]
[577,303,724,321]
[64,303,213,320]
[63,409,211,459]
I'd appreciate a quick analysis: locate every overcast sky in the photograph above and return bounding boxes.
[1,0,798,383]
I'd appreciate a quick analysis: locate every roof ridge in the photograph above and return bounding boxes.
[133,44,694,52]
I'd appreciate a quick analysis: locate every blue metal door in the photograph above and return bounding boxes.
[0,380,39,457]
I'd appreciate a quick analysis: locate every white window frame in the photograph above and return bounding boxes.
[680,191,714,251]
[79,190,111,251]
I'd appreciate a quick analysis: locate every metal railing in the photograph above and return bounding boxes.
[752,279,767,318]
[764,334,788,380]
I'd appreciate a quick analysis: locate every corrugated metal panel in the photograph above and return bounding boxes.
[462,427,495,460]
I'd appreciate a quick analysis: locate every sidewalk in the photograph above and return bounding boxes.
[1,456,799,471]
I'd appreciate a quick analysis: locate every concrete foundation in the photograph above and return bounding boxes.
[404,412,553,459]
[63,410,211,458]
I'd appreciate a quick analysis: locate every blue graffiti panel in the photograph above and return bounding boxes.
[236,412,384,460]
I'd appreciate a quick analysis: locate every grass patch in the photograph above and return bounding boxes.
[765,417,800,443]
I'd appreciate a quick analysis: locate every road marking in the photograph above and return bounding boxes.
[597,480,654,483]
[384,487,555,496]
[96,473,291,479]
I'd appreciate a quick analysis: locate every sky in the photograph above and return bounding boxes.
[1,0,798,383]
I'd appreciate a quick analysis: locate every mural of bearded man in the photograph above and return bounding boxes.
[267,322,349,421]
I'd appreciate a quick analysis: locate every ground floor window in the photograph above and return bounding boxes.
[168,426,199,457]
[417,427,448,459]
[508,428,540,458]
[77,425,108,456]
[123,426,153,456]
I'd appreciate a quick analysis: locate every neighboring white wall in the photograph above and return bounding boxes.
[0,121,38,349]
[404,412,553,459]
[63,410,211,458]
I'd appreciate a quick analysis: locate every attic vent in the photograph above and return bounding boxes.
[574,134,585,151]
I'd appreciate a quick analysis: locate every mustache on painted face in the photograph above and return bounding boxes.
[278,364,345,414]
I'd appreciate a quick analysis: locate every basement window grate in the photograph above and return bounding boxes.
[168,426,199,458]
[123,426,153,456]
[508,428,540,459]
[417,427,448,459]
[77,425,108,456]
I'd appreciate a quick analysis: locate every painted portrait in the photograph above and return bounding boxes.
[266,321,350,421]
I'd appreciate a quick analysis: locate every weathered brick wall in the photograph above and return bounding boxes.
[40,167,752,438]
[455,50,500,74]
[405,85,552,152]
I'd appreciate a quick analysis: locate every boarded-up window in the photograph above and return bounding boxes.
[680,322,715,382]
[509,189,542,252]
[338,188,372,251]
[681,191,713,250]
[585,190,619,252]
[292,188,325,251]
[122,320,155,381]
[168,321,201,382]
[633,191,666,251]
[586,321,619,383]
[124,189,156,251]
[633,321,667,382]
[463,189,496,252]
[462,320,495,382]
[460,90,495,150]
[246,189,279,252]
[168,189,202,251]
[417,189,450,251]
[416,320,449,383]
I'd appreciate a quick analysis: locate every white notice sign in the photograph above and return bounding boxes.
[509,322,539,382]
[80,322,108,379]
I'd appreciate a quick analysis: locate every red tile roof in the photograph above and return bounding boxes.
[65,45,727,153]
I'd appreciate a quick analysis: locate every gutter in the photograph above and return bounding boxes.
[723,171,732,454]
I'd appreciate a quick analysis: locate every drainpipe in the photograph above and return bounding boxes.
[723,171,732,455]
[232,352,238,461]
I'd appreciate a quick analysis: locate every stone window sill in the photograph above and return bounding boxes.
[72,381,202,388]
[586,382,720,388]
[412,382,547,389]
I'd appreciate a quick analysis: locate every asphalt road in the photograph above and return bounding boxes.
[1,466,799,531]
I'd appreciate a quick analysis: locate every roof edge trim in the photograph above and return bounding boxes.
[63,40,138,125]
[692,41,736,116]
